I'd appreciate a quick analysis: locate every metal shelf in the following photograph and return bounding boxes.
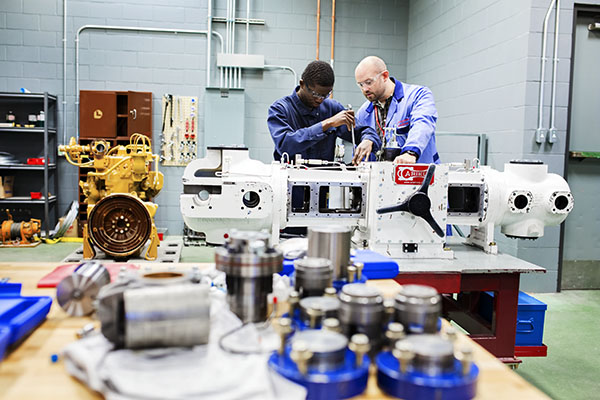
[0,163,56,170]
[0,127,57,134]
[569,151,600,160]
[0,92,58,101]
[0,195,57,204]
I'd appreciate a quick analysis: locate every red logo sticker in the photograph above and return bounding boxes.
[394,165,434,185]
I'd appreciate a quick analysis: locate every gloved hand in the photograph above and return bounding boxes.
[352,139,374,165]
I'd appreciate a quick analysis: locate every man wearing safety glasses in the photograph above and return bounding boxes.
[268,60,380,164]
[354,56,440,165]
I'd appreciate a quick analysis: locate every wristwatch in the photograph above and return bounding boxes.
[402,150,418,159]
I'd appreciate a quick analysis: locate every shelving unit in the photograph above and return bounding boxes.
[0,92,59,238]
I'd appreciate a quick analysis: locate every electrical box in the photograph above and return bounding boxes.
[203,88,245,149]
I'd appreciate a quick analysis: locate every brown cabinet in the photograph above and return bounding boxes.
[80,90,152,138]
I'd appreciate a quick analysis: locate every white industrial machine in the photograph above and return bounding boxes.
[180,147,573,259]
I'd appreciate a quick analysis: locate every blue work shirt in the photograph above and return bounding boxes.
[356,78,440,164]
[267,87,380,161]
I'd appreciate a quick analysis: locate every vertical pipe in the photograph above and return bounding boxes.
[536,0,556,143]
[246,0,250,54]
[548,0,560,143]
[316,0,321,60]
[75,31,80,140]
[62,0,67,145]
[330,0,336,97]
[43,93,49,237]
[206,0,213,87]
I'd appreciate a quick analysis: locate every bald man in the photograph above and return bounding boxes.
[352,56,439,165]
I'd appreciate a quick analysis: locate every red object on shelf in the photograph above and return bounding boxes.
[157,232,164,241]
[515,344,547,357]
[26,158,45,165]
[30,192,42,199]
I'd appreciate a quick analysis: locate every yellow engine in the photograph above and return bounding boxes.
[59,134,164,260]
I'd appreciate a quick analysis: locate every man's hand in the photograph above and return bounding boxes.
[352,139,374,165]
[394,152,417,164]
[322,110,355,132]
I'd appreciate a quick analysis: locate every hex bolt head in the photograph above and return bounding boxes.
[349,333,371,368]
[455,345,474,376]
[324,287,337,298]
[347,265,357,283]
[290,340,313,375]
[273,317,293,354]
[393,340,415,374]
[322,317,341,333]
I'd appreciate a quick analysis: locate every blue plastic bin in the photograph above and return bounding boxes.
[479,291,547,346]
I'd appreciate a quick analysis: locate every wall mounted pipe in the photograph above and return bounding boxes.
[62,0,67,145]
[548,0,560,144]
[74,25,223,140]
[536,0,556,144]
[316,0,321,60]
[330,0,336,70]
[264,65,298,86]
[207,0,213,87]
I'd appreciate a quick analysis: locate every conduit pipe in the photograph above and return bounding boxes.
[316,0,321,60]
[264,65,298,86]
[207,0,213,87]
[330,0,336,70]
[62,0,67,145]
[548,0,560,143]
[536,0,556,144]
[74,25,223,140]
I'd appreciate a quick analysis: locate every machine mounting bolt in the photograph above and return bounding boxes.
[273,317,293,355]
[290,340,313,376]
[349,334,370,368]
[393,340,415,374]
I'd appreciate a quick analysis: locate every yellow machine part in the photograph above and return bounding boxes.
[1,210,41,245]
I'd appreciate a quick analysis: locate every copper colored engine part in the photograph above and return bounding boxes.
[1,210,41,244]
[88,194,152,259]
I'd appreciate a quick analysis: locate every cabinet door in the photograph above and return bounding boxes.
[127,91,152,137]
[80,91,117,138]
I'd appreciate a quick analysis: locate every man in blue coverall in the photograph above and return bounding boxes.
[352,56,440,164]
[267,60,380,164]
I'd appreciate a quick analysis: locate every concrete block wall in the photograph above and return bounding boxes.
[0,0,409,236]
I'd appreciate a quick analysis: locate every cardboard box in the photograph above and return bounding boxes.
[0,176,14,199]
[59,216,79,238]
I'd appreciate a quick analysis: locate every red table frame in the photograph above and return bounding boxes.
[394,271,523,364]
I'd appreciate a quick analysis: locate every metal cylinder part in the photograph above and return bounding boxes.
[56,261,110,316]
[338,283,385,351]
[307,226,351,280]
[394,284,441,334]
[96,270,210,349]
[291,329,348,372]
[398,334,455,376]
[215,230,283,323]
[299,296,340,327]
[294,257,333,298]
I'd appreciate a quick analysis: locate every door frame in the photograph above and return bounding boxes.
[560,4,600,291]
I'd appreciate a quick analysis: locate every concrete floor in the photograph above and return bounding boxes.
[1,238,598,399]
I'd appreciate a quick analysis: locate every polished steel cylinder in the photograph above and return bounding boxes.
[215,230,283,322]
[307,226,351,280]
[56,261,110,316]
[96,271,210,349]
[394,284,441,334]
[294,257,333,298]
[299,296,340,327]
[338,283,385,351]
[291,329,348,372]
[400,334,455,376]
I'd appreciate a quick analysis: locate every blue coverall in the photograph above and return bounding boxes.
[267,87,380,161]
[356,78,440,164]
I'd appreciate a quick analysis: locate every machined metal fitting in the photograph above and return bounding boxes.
[349,333,371,367]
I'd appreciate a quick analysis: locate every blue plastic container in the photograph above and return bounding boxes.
[479,291,547,346]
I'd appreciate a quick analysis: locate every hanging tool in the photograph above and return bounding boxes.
[346,104,355,149]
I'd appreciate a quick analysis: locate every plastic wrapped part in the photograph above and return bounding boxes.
[307,226,351,280]
[96,270,210,349]
[338,283,385,352]
[291,329,348,372]
[394,284,441,334]
[215,230,283,323]
[294,257,333,298]
[56,261,110,316]
[299,296,340,327]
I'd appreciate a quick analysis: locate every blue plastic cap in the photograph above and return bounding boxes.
[50,353,59,363]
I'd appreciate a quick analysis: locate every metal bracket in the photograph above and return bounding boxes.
[547,128,558,144]
[535,128,547,144]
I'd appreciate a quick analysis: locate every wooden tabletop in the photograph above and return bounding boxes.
[0,262,550,400]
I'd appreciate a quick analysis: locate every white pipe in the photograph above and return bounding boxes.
[264,65,298,86]
[536,0,556,141]
[549,0,560,141]
[246,0,250,54]
[75,25,223,139]
[62,0,67,145]
[206,0,213,87]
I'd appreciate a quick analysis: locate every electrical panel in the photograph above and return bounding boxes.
[160,95,198,166]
